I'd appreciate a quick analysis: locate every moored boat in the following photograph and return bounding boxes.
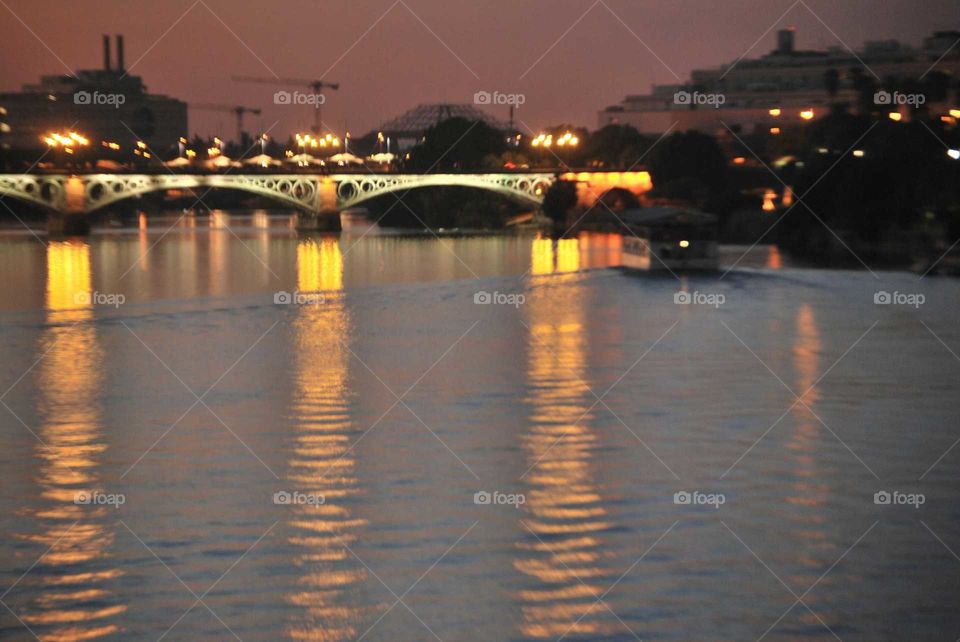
[618,207,719,272]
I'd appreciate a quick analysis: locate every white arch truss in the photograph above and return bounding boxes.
[331,173,555,209]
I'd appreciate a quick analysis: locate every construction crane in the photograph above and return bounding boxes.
[192,104,261,143]
[233,76,340,134]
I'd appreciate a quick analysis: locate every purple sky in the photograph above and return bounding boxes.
[1,0,956,139]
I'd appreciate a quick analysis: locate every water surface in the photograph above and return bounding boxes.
[1,212,959,641]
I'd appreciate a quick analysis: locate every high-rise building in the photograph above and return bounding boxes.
[0,35,187,153]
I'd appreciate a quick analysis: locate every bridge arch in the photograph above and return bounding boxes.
[80,174,322,213]
[332,173,554,210]
[0,175,68,212]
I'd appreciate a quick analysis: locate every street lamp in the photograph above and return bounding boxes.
[43,130,89,165]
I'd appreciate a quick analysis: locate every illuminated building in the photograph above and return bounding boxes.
[599,29,960,135]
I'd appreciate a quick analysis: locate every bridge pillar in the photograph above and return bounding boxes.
[47,176,90,236]
[295,177,341,233]
[295,210,342,232]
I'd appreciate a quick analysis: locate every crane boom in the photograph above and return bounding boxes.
[232,75,340,132]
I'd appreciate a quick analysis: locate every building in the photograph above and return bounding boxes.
[372,103,510,152]
[599,30,960,136]
[0,35,187,153]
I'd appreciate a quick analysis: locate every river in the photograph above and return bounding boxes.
[1,211,959,641]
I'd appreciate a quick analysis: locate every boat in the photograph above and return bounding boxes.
[618,207,719,272]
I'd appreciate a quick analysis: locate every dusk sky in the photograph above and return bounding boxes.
[1,0,957,139]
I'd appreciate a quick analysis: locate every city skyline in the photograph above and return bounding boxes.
[1,0,957,139]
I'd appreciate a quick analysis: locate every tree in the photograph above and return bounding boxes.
[648,131,728,194]
[541,179,578,226]
[405,117,507,171]
[583,124,652,169]
[779,111,957,258]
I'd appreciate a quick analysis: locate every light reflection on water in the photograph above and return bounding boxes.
[15,241,125,640]
[517,280,622,639]
[285,238,367,640]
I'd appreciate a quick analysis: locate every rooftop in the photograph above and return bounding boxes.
[378,103,509,136]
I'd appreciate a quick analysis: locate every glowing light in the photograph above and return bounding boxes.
[770,127,781,135]
[531,131,574,149]
[733,157,746,165]
[948,149,960,160]
[950,109,960,118]
[769,108,781,117]
[782,186,794,207]
[679,240,690,248]
[852,149,865,158]
[43,130,90,149]
[531,238,553,275]
[800,109,815,120]
[888,112,902,121]
[297,238,343,292]
[762,189,777,212]
[556,238,580,273]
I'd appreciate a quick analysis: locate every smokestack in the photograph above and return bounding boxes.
[777,28,795,55]
[103,35,112,71]
[116,34,125,72]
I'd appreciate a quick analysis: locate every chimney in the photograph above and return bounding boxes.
[777,28,795,55]
[103,35,112,71]
[116,34,125,72]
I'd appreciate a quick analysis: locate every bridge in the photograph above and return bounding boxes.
[0,170,652,233]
